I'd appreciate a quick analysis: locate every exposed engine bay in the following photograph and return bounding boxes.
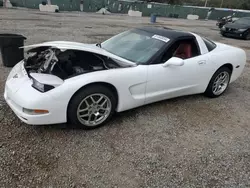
[24,47,126,80]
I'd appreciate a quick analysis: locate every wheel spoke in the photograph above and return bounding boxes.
[97,96,104,104]
[99,107,109,111]
[216,86,220,93]
[80,114,89,118]
[217,76,228,86]
[85,99,90,107]
[221,76,228,83]
[93,115,98,123]
[220,73,224,79]
[221,74,226,79]
[217,80,223,85]
[100,99,107,107]
[213,86,218,93]
[90,96,96,103]
[79,107,88,113]
[87,114,92,123]
[214,77,221,85]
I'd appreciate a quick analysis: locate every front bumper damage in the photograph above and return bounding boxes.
[4,62,67,125]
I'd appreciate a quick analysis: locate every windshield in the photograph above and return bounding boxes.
[101,29,167,64]
[235,18,250,25]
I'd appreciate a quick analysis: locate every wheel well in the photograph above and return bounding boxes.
[66,82,119,120]
[206,63,233,91]
[220,63,233,73]
[85,82,119,102]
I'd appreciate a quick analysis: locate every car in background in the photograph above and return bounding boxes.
[221,17,250,40]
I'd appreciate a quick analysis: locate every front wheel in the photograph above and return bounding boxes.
[204,67,231,98]
[221,31,226,37]
[68,85,117,129]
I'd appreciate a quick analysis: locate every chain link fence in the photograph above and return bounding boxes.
[9,0,250,20]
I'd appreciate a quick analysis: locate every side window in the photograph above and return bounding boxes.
[202,37,217,52]
[161,38,200,63]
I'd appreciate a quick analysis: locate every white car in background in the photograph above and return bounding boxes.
[4,27,246,129]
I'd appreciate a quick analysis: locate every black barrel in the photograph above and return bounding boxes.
[0,34,26,67]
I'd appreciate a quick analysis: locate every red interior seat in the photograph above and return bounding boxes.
[174,43,192,59]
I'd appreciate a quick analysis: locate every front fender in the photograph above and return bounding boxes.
[48,65,148,116]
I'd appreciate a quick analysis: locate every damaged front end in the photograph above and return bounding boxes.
[24,47,126,80]
[21,41,135,92]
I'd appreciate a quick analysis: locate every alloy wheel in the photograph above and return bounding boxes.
[77,94,112,126]
[212,71,230,96]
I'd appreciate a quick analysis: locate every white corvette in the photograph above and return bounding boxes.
[4,27,246,129]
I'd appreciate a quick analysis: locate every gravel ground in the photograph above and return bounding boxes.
[0,8,250,188]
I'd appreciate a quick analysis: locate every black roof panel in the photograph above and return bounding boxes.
[137,27,194,39]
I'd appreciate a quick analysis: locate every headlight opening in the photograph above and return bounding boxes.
[31,77,54,93]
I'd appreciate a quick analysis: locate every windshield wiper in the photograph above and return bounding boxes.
[96,43,102,48]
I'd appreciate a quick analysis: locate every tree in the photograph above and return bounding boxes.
[241,0,250,10]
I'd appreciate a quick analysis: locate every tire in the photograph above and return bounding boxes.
[67,84,117,130]
[244,31,250,40]
[221,32,226,37]
[204,67,232,98]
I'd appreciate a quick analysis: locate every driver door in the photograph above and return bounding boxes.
[145,38,212,104]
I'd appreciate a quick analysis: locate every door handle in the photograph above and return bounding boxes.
[198,60,206,65]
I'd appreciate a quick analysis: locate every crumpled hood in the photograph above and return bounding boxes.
[22,41,136,67]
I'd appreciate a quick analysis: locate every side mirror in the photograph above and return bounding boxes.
[162,57,184,67]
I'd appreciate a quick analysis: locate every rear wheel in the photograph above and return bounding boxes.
[68,85,117,129]
[204,67,231,98]
[244,31,250,40]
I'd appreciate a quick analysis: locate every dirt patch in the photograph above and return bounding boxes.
[246,61,250,67]
[0,18,48,21]
[31,12,80,18]
[108,24,130,28]
[35,24,62,28]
